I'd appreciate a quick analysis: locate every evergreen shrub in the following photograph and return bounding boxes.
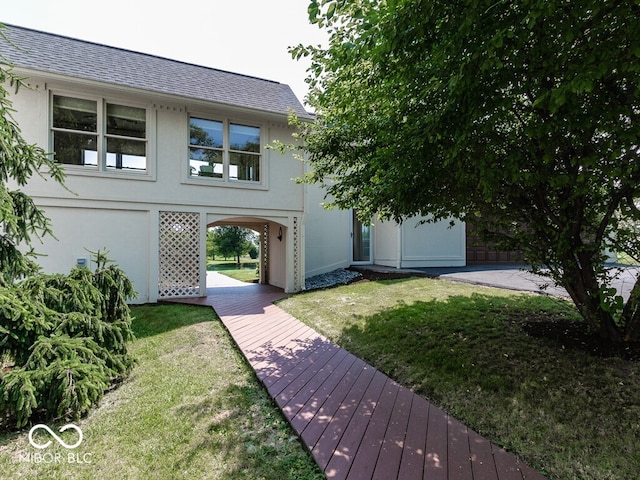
[0,251,136,428]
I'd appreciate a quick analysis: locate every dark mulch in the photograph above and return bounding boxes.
[522,319,640,361]
[349,267,425,282]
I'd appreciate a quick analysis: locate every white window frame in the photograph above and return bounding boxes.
[186,113,266,189]
[49,91,154,180]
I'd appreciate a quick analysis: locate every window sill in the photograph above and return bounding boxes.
[61,166,156,181]
[182,177,268,190]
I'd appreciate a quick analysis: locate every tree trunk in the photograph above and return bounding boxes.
[622,277,640,342]
[561,262,623,342]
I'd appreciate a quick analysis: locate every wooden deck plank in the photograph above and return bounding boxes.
[281,347,351,421]
[291,352,359,434]
[324,369,389,480]
[260,335,330,386]
[270,342,341,405]
[301,357,369,451]
[238,319,311,351]
[312,363,378,471]
[266,339,338,397]
[492,445,525,480]
[371,385,414,480]
[468,429,499,480]
[424,404,449,480]
[181,283,549,480]
[397,394,431,480]
[248,334,325,381]
[345,379,401,480]
[447,416,473,480]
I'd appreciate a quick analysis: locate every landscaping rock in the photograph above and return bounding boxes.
[304,268,362,291]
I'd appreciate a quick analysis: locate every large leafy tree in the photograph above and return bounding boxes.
[212,226,257,264]
[292,0,640,341]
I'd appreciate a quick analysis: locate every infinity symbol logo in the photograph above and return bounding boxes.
[28,424,83,449]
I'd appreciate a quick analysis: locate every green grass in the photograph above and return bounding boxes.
[208,258,259,282]
[277,277,640,480]
[0,304,323,480]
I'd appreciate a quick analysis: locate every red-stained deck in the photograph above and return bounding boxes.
[174,281,546,480]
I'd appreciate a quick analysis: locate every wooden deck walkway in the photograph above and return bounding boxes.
[175,282,546,480]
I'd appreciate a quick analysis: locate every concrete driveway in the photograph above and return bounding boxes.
[417,264,640,302]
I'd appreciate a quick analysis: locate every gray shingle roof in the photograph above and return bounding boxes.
[0,24,313,119]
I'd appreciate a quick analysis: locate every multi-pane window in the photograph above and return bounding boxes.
[189,117,261,183]
[52,95,147,172]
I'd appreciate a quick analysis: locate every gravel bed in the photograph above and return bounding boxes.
[304,268,362,291]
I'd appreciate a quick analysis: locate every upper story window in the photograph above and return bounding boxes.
[189,117,261,183]
[52,95,147,173]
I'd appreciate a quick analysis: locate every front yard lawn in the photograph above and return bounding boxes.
[277,276,640,480]
[0,304,323,480]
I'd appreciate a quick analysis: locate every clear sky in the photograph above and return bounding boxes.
[1,0,328,108]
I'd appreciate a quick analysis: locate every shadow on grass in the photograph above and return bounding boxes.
[330,293,587,398]
[173,383,324,480]
[326,293,640,479]
[130,303,217,339]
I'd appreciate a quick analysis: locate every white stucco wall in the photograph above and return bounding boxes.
[8,71,306,300]
[303,184,351,277]
[33,205,151,302]
[372,219,400,268]
[400,217,466,267]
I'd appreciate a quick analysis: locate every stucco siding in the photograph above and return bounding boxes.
[401,218,466,267]
[33,205,151,303]
[303,185,351,278]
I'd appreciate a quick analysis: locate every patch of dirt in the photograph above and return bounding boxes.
[522,319,640,361]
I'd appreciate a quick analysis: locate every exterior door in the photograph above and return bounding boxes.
[352,211,371,263]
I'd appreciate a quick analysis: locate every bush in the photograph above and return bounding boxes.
[0,251,136,428]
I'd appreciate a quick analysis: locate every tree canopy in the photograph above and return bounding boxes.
[0,26,135,427]
[212,226,257,264]
[0,28,65,282]
[292,0,640,341]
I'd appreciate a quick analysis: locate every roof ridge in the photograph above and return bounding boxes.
[0,22,283,86]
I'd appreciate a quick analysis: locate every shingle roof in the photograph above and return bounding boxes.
[0,24,313,119]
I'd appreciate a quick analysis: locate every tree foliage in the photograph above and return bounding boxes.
[212,226,257,264]
[0,27,136,427]
[0,27,66,283]
[1,251,136,428]
[292,0,640,341]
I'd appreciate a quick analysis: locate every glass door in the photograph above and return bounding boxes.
[352,211,371,263]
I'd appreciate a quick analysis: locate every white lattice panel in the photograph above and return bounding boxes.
[158,211,200,297]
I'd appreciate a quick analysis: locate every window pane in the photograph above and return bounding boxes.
[53,95,97,132]
[190,118,223,148]
[229,152,260,181]
[189,148,223,178]
[107,104,146,138]
[106,138,146,171]
[229,124,260,152]
[53,131,98,166]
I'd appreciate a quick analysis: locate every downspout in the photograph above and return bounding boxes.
[397,221,403,270]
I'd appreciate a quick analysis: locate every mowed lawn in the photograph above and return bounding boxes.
[0,304,323,480]
[277,276,640,480]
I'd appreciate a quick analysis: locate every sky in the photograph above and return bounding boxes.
[1,0,328,108]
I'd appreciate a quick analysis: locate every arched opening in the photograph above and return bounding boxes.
[207,215,296,292]
[206,224,261,284]
[157,211,302,300]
